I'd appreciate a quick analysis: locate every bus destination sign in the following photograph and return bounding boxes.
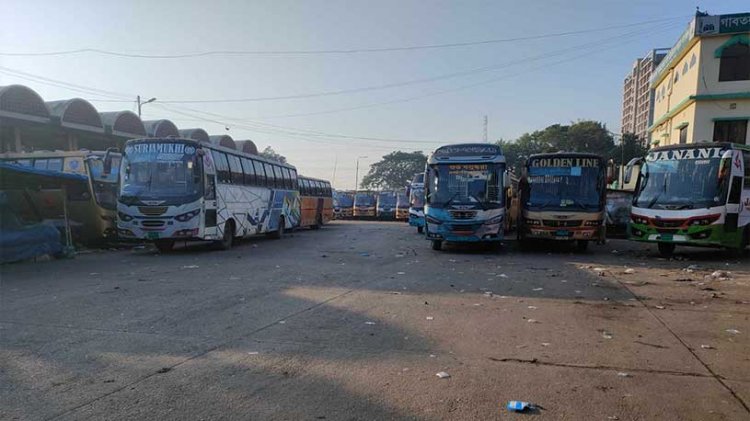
[434,144,501,157]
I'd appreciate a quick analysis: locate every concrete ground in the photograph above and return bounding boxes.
[1,220,749,420]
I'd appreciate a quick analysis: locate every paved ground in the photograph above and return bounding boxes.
[1,220,750,420]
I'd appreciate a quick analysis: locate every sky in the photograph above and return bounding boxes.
[1,0,747,189]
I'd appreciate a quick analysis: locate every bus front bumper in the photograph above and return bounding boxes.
[425,220,504,242]
[409,215,425,227]
[521,226,600,241]
[629,223,728,247]
[353,208,375,217]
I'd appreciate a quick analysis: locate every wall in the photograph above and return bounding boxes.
[693,100,750,142]
[697,35,750,96]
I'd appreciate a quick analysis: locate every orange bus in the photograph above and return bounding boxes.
[297,175,334,229]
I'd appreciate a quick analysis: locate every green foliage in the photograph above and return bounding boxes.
[497,120,625,173]
[609,132,649,166]
[259,146,287,164]
[361,151,427,190]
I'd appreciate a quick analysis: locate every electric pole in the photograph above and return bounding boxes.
[137,95,157,118]
[483,115,488,143]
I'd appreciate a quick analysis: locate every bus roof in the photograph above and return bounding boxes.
[298,174,331,184]
[527,151,604,161]
[648,142,750,153]
[0,149,115,159]
[428,143,504,164]
[124,137,297,170]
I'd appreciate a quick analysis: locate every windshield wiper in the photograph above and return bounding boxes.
[645,174,668,209]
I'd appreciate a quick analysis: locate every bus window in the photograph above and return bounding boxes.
[290,169,298,190]
[272,165,283,189]
[227,154,243,184]
[325,182,332,197]
[253,160,266,186]
[15,159,32,167]
[263,163,276,188]
[211,150,231,183]
[47,158,63,172]
[33,159,48,170]
[285,168,294,190]
[241,157,256,185]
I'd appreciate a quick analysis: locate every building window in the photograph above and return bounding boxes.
[719,42,750,82]
[713,120,748,143]
[689,53,697,68]
[674,71,679,83]
[682,62,688,75]
[679,125,688,144]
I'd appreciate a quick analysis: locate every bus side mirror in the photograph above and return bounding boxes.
[623,158,642,184]
[102,147,118,176]
[606,159,615,183]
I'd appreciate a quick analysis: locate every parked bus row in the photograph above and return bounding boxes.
[1,137,334,252]
[332,189,408,221]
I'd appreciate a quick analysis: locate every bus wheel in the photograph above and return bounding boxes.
[575,240,589,252]
[215,221,234,250]
[155,239,174,253]
[271,217,285,239]
[657,242,675,257]
[431,240,442,251]
[417,226,424,234]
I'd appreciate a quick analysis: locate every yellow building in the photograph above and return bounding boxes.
[649,12,750,146]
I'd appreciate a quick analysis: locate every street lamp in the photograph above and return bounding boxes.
[137,96,157,117]
[354,155,368,191]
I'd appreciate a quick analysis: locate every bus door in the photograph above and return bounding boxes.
[201,150,219,236]
[725,151,745,232]
[316,197,324,222]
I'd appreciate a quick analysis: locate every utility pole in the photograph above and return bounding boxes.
[483,115,488,143]
[137,95,157,118]
[332,155,338,187]
[355,155,367,191]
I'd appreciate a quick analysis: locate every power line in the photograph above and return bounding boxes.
[0,65,134,100]
[156,22,677,104]
[0,16,686,59]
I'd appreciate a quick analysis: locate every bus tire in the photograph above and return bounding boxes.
[417,226,424,234]
[271,217,285,239]
[431,240,442,251]
[575,240,589,252]
[215,220,234,250]
[657,242,675,258]
[155,239,174,253]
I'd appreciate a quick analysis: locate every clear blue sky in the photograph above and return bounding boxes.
[1,0,747,188]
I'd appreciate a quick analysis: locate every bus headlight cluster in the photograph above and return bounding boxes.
[118,211,133,222]
[630,215,649,225]
[426,215,443,225]
[690,215,719,226]
[486,215,504,225]
[175,209,201,222]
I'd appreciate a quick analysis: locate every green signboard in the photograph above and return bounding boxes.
[697,13,750,35]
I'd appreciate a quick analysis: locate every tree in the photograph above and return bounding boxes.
[259,146,287,164]
[609,133,648,166]
[361,151,427,190]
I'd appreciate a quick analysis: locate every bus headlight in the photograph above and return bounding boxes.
[690,215,720,226]
[118,211,133,222]
[175,209,201,222]
[426,215,443,225]
[486,215,504,225]
[631,214,649,225]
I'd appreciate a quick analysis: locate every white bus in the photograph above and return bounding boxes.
[117,138,301,252]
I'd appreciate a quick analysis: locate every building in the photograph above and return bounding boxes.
[649,11,750,146]
[621,49,669,142]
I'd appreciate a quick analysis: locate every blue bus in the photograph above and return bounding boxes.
[407,173,425,233]
[424,143,508,250]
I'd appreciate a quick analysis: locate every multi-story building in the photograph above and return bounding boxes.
[649,11,750,146]
[621,49,669,143]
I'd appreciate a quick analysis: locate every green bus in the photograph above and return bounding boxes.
[627,142,750,256]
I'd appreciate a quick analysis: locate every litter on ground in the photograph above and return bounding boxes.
[181,265,199,269]
[507,401,536,412]
[436,371,450,379]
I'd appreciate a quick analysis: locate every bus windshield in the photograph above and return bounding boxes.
[120,142,202,205]
[354,193,375,206]
[427,163,503,208]
[88,156,120,210]
[378,192,397,206]
[397,192,409,208]
[410,187,424,207]
[525,166,602,211]
[338,194,353,207]
[634,155,727,209]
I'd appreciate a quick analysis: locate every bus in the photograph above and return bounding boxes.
[353,191,376,218]
[334,190,354,219]
[0,149,120,245]
[408,173,425,233]
[298,175,333,229]
[117,138,300,252]
[376,191,397,220]
[396,190,409,220]
[424,144,508,251]
[517,152,608,251]
[627,142,750,256]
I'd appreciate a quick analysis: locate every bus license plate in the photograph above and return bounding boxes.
[147,232,159,240]
[660,233,673,241]
[555,230,570,237]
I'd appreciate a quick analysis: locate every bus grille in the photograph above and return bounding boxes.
[543,220,582,227]
[141,220,165,227]
[450,210,477,220]
[138,206,168,216]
